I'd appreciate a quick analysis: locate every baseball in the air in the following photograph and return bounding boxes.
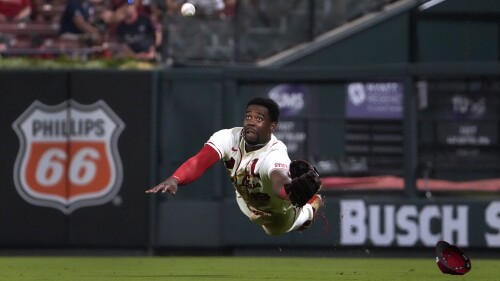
[181,3,196,16]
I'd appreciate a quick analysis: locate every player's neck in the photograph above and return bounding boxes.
[244,141,267,152]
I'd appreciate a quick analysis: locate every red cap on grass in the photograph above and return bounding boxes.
[435,240,471,275]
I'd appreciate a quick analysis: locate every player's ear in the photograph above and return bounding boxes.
[270,122,277,132]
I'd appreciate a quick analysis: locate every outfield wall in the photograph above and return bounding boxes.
[3,65,499,252]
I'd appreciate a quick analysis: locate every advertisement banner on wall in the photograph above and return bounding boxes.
[436,122,497,146]
[337,199,500,248]
[12,100,125,214]
[219,197,500,250]
[346,82,403,120]
[266,84,310,159]
[1,70,152,247]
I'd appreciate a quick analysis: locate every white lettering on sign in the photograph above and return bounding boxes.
[485,201,500,247]
[12,100,125,214]
[396,205,418,246]
[340,200,469,247]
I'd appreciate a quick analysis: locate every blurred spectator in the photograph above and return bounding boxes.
[101,0,146,25]
[31,0,67,23]
[100,0,126,35]
[0,0,31,22]
[142,0,157,21]
[222,0,236,18]
[101,0,162,57]
[31,0,53,23]
[137,0,164,47]
[116,3,157,59]
[59,0,103,43]
[189,0,225,19]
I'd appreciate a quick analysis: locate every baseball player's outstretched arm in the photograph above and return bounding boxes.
[146,145,220,194]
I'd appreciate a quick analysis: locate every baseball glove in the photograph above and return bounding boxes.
[284,160,322,207]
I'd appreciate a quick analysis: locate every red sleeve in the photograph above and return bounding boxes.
[170,145,220,186]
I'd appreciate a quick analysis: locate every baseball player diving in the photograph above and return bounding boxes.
[146,97,323,235]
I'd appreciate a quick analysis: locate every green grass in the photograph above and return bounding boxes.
[0,256,498,280]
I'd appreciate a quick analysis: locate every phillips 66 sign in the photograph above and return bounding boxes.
[12,100,125,214]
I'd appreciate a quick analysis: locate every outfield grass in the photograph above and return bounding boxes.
[0,256,498,280]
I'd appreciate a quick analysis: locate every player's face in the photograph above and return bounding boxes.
[243,104,276,145]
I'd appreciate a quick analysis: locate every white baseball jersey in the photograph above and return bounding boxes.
[206,127,314,235]
[206,127,294,210]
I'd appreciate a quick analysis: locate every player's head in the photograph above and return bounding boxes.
[243,97,280,147]
[247,97,280,123]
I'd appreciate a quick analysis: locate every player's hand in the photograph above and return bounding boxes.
[145,177,179,195]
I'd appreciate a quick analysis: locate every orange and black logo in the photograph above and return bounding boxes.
[12,100,125,214]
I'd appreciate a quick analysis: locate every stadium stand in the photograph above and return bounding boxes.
[0,0,401,62]
[0,0,121,58]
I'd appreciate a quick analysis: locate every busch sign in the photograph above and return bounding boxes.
[339,200,500,248]
[12,100,125,214]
